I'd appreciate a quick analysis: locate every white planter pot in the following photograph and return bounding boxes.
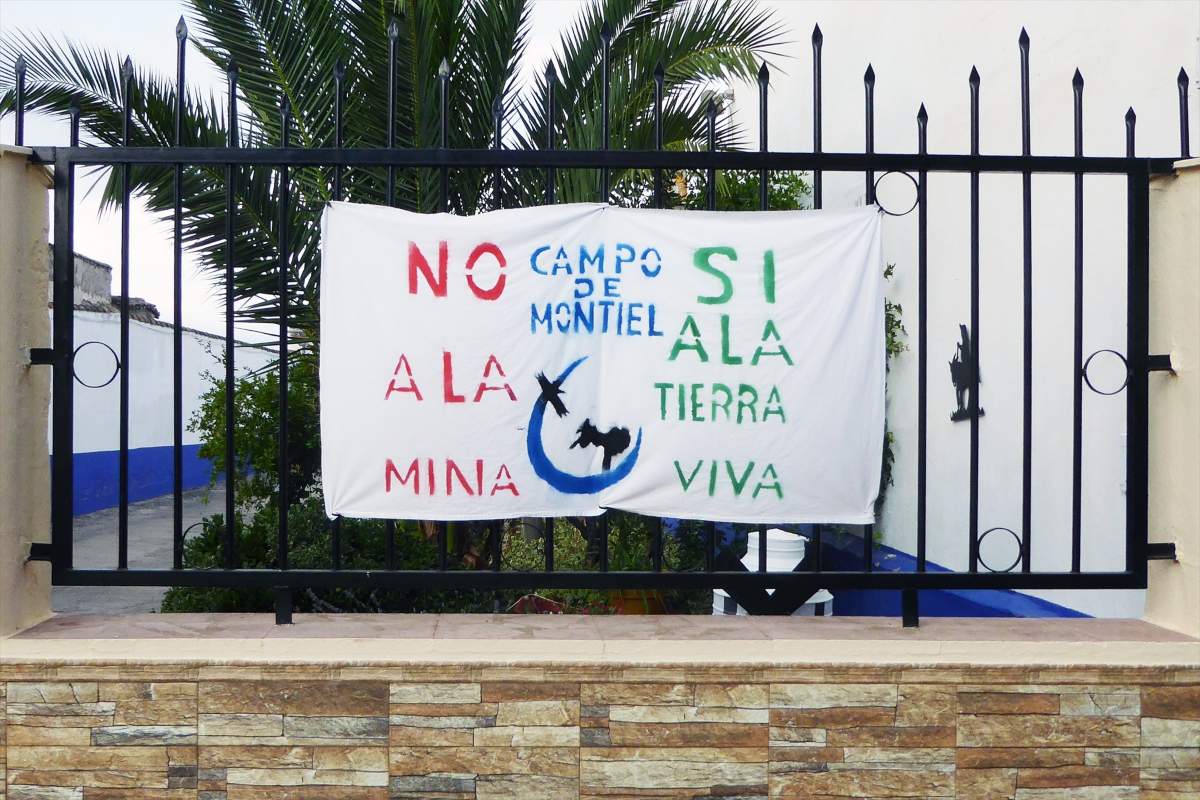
[712,528,833,616]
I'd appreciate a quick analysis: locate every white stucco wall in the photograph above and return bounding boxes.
[731,1,1200,616]
[57,311,272,455]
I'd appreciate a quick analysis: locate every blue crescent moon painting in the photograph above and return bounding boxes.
[526,356,642,494]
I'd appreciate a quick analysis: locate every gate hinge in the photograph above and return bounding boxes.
[1147,542,1177,561]
[27,542,53,562]
[1148,354,1174,373]
[27,348,55,365]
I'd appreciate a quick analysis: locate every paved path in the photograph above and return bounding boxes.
[53,485,226,614]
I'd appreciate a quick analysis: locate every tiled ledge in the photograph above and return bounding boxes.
[2,614,1197,671]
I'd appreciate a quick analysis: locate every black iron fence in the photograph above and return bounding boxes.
[9,20,1191,624]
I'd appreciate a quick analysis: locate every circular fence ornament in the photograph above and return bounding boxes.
[1082,348,1129,396]
[72,341,121,389]
[978,526,1022,573]
[872,170,920,217]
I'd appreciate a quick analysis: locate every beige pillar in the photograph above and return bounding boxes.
[1145,158,1200,639]
[0,145,53,637]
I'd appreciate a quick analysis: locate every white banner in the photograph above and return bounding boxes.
[320,202,883,523]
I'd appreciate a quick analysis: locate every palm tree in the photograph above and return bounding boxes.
[1,0,785,341]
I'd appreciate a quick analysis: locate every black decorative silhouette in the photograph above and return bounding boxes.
[535,371,569,418]
[949,324,984,422]
[570,419,632,471]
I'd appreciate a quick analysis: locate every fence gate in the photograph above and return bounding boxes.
[13,22,1190,624]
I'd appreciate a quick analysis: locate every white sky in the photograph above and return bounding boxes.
[0,0,587,336]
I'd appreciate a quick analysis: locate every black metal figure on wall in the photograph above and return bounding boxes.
[950,324,984,421]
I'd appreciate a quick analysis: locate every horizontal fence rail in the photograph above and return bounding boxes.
[7,18,1192,625]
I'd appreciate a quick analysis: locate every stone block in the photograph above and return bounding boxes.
[389,683,481,704]
[480,682,577,702]
[959,693,1059,715]
[896,685,956,726]
[1142,686,1200,721]
[957,767,1017,800]
[200,681,387,717]
[580,747,766,792]
[770,765,954,797]
[580,683,692,706]
[7,684,98,704]
[770,684,898,709]
[958,715,1139,748]
[1141,717,1200,747]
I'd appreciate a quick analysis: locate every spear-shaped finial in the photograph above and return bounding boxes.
[439,57,451,78]
[121,55,134,81]
[333,57,345,81]
[812,23,823,46]
[969,65,980,86]
[1125,106,1137,124]
[280,94,291,117]
[1180,66,1190,90]
[14,53,26,75]
[1018,27,1029,48]
[917,103,928,123]
[758,61,769,84]
[492,94,503,117]
[600,21,613,41]
[1072,68,1084,89]
[176,15,188,40]
[543,60,554,82]
[226,58,238,79]
[653,61,665,80]
[864,63,875,85]
[387,15,399,39]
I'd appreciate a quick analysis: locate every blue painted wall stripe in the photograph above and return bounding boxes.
[61,444,214,516]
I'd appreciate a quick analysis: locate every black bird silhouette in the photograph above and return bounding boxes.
[536,372,569,418]
[570,419,631,471]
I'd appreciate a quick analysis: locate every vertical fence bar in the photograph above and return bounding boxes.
[277,97,291,577]
[544,63,555,205]
[223,60,238,569]
[333,59,344,201]
[13,55,26,145]
[599,513,609,572]
[118,56,133,570]
[652,517,663,572]
[705,521,716,572]
[862,61,877,575]
[758,525,767,572]
[1125,107,1150,581]
[438,522,448,570]
[1180,68,1191,160]
[492,96,502,210]
[1019,29,1033,572]
[811,25,823,209]
[968,66,981,572]
[864,64,875,204]
[386,17,398,206]
[812,523,822,571]
[653,62,664,209]
[706,100,716,210]
[50,108,80,571]
[758,62,769,210]
[492,521,502,571]
[600,23,612,202]
[439,59,450,211]
[386,519,396,570]
[543,518,554,572]
[331,516,342,570]
[172,19,187,570]
[916,103,928,574]
[1071,70,1084,573]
